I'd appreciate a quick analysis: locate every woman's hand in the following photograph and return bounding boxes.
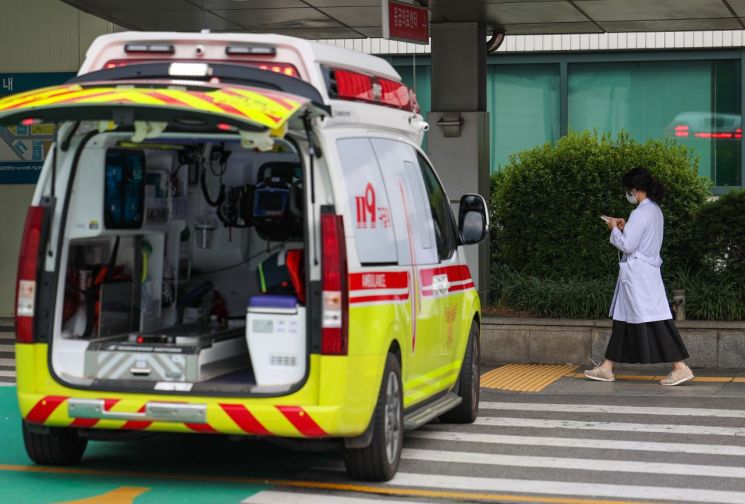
[606,218,618,230]
[617,218,626,231]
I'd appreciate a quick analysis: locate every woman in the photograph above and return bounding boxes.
[585,167,694,386]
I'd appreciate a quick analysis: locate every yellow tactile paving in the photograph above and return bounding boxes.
[480,364,578,392]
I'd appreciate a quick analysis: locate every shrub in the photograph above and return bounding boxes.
[491,131,711,281]
[690,189,745,283]
[490,265,614,319]
[667,269,745,321]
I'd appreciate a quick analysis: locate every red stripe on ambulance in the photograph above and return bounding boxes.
[349,271,408,291]
[121,405,152,431]
[419,264,471,287]
[184,422,219,433]
[26,396,68,424]
[220,404,271,435]
[70,398,120,428]
[276,406,327,437]
[349,292,410,304]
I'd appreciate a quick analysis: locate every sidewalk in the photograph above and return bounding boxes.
[480,363,745,398]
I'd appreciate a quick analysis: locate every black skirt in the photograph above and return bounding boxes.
[605,319,690,364]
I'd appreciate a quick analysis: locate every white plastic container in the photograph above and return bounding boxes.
[246,295,306,387]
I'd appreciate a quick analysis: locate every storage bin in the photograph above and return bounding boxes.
[246,295,306,386]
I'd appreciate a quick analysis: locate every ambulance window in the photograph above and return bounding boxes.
[370,139,438,266]
[336,138,398,264]
[416,153,457,261]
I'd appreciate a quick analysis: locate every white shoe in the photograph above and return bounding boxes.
[583,367,615,382]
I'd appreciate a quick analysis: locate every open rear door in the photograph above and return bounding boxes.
[0,80,325,149]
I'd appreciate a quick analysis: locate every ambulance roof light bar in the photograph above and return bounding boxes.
[325,67,419,114]
[124,43,175,54]
[226,45,277,56]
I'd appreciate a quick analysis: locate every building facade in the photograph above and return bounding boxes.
[322,33,745,192]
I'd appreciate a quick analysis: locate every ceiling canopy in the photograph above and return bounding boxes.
[62,0,745,38]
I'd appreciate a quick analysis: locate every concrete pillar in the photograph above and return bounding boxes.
[427,22,491,303]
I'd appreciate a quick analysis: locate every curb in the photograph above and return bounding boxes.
[481,316,745,369]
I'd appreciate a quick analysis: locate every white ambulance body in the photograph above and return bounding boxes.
[8,32,488,482]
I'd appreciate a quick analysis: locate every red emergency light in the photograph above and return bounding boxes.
[673,125,742,140]
[326,67,419,113]
[102,59,299,78]
[674,125,689,137]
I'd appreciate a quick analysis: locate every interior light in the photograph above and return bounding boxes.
[20,118,42,126]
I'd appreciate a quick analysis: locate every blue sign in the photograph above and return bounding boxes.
[0,72,76,185]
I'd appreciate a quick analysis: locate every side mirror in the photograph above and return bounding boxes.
[458,193,489,245]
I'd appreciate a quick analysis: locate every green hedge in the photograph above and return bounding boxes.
[489,130,745,321]
[691,188,745,282]
[490,131,710,281]
[492,266,745,321]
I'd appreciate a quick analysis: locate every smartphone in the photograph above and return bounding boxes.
[600,215,612,222]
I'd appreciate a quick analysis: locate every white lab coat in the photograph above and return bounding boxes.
[608,199,672,323]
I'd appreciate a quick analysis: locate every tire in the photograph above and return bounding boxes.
[344,353,403,482]
[439,321,480,424]
[22,421,87,465]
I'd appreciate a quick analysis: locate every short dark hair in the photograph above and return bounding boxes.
[621,167,665,203]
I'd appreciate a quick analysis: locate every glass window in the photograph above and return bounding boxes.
[569,60,741,187]
[416,153,457,261]
[488,64,561,171]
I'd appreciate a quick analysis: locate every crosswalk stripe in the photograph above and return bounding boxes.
[475,416,745,436]
[242,491,414,504]
[389,472,745,503]
[0,358,15,367]
[0,370,16,378]
[480,401,745,418]
[0,344,14,353]
[402,448,745,479]
[411,429,745,457]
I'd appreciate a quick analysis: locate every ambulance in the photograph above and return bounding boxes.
[5,32,488,481]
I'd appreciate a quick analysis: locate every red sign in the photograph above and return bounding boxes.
[383,0,429,44]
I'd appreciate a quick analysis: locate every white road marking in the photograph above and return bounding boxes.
[0,344,14,353]
[402,448,745,479]
[475,416,745,436]
[242,491,414,504]
[0,358,15,368]
[480,401,745,419]
[389,472,745,503]
[411,429,745,457]
[0,370,16,377]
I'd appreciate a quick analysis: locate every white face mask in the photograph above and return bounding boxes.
[625,190,638,205]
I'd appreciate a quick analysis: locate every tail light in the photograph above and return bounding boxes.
[16,206,45,343]
[327,67,420,113]
[320,213,348,355]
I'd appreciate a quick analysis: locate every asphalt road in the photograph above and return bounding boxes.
[3,378,745,503]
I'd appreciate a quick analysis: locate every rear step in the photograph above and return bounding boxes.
[403,392,462,430]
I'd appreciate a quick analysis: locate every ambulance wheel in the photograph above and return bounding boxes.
[344,353,403,482]
[439,321,480,424]
[23,422,87,465]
